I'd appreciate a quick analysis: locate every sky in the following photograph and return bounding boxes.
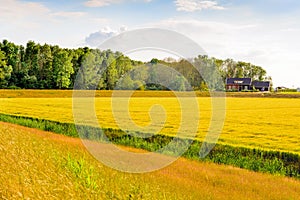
[1,0,300,87]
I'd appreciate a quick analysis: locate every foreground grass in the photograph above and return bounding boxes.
[1,122,300,200]
[0,113,299,178]
[1,97,300,154]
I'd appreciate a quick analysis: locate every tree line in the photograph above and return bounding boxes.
[0,40,270,91]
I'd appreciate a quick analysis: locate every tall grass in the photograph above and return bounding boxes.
[64,154,99,190]
[0,113,299,179]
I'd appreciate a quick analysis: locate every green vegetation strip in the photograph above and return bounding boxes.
[0,113,299,178]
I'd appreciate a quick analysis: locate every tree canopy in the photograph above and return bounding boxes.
[0,40,271,91]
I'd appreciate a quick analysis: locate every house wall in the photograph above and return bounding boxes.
[226,79,270,92]
[226,85,239,91]
[226,85,250,91]
[255,87,270,92]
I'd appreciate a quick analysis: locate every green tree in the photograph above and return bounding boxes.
[150,58,159,65]
[199,81,208,91]
[0,40,272,90]
[116,55,133,77]
[37,44,53,88]
[170,75,186,91]
[117,75,134,90]
[0,40,23,87]
[53,49,74,89]
[77,51,101,89]
[132,65,148,83]
[0,50,13,88]
[106,54,118,90]
[23,41,40,88]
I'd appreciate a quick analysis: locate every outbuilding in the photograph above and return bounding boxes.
[252,81,271,92]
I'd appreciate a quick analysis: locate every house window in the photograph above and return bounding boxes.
[234,81,244,84]
[244,86,248,90]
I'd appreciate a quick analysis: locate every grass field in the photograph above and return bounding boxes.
[1,122,300,200]
[0,95,300,154]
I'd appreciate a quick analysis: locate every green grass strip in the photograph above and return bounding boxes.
[0,113,299,178]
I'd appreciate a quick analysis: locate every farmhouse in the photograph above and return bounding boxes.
[226,78,252,91]
[226,78,271,92]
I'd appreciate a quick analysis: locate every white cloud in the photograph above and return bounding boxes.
[0,0,50,20]
[119,25,128,32]
[148,17,300,87]
[0,0,86,24]
[151,18,272,64]
[84,0,152,7]
[0,0,110,47]
[84,0,122,7]
[85,26,129,46]
[51,11,86,18]
[174,0,225,12]
[0,0,52,37]
[85,27,118,46]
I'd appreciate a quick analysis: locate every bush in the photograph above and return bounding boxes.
[7,85,21,89]
[226,89,238,92]
[277,89,297,93]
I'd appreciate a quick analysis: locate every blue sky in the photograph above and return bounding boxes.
[1,0,300,87]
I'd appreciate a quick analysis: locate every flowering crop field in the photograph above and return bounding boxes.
[0,94,300,154]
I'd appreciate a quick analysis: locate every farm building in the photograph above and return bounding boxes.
[226,78,252,91]
[252,81,271,92]
[275,86,286,92]
[226,78,271,92]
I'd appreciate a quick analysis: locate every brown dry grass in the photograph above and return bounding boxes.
[1,122,300,199]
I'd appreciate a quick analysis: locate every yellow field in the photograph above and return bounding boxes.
[0,96,300,154]
[1,89,300,98]
[1,122,299,199]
